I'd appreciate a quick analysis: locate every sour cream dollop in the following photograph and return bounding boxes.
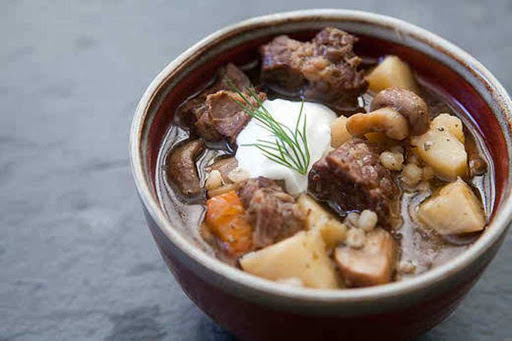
[235,99,337,195]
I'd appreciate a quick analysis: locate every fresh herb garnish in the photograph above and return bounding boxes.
[228,81,310,175]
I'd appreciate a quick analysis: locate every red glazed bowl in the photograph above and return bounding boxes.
[130,10,512,340]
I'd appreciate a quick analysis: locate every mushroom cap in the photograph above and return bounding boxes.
[371,88,430,135]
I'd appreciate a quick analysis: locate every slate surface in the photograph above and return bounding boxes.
[1,1,511,340]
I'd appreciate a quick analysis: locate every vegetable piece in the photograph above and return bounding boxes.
[205,191,253,256]
[334,228,397,287]
[330,116,352,148]
[297,194,347,249]
[371,88,430,136]
[297,194,333,230]
[240,230,339,289]
[417,178,486,235]
[347,108,410,140]
[366,56,419,93]
[412,129,468,180]
[431,113,465,143]
[167,139,206,196]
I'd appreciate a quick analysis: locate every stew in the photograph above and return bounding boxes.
[156,28,493,289]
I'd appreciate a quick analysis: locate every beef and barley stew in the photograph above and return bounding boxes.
[156,28,493,289]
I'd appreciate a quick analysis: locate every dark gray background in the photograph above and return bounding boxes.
[1,1,511,340]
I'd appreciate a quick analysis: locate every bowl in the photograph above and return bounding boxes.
[130,9,512,340]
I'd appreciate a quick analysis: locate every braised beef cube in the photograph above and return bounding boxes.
[179,63,257,142]
[166,139,206,197]
[260,36,305,91]
[238,177,305,249]
[260,27,367,114]
[308,138,399,228]
[205,90,264,143]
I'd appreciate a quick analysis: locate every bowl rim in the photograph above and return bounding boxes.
[130,9,512,304]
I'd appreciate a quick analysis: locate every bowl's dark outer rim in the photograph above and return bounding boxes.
[130,9,512,315]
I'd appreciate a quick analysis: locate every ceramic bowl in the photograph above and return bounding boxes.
[130,9,512,340]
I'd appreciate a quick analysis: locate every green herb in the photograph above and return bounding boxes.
[228,81,310,175]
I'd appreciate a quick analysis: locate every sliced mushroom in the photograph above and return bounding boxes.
[371,88,430,135]
[345,107,410,140]
[346,88,430,140]
[167,139,206,196]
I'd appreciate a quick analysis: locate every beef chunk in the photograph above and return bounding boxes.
[179,63,261,142]
[308,138,399,228]
[260,27,367,114]
[238,177,305,249]
[166,139,205,197]
[206,90,265,143]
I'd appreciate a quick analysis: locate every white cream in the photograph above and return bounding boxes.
[235,99,337,196]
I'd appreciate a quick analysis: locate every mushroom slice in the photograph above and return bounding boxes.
[346,88,430,141]
[334,228,397,287]
[166,139,206,196]
[346,107,410,140]
[371,87,430,136]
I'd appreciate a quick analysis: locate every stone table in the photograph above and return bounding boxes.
[1,1,510,340]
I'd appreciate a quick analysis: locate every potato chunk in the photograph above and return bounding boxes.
[366,56,419,93]
[297,194,347,249]
[330,116,351,148]
[417,178,486,235]
[240,230,339,289]
[412,129,467,180]
[431,114,465,143]
[334,228,397,287]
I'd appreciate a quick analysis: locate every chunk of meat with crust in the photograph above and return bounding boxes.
[335,228,398,287]
[179,63,261,142]
[308,138,399,228]
[260,27,367,114]
[206,90,266,143]
[166,139,205,197]
[238,177,305,249]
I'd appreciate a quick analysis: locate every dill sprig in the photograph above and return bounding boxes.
[228,81,310,175]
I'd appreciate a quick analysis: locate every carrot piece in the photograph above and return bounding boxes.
[205,191,253,256]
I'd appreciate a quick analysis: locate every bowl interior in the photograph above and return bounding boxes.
[132,11,512,304]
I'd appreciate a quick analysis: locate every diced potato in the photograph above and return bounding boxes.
[240,230,339,289]
[366,56,419,93]
[431,114,465,143]
[334,228,397,287]
[411,129,467,180]
[298,194,332,230]
[330,116,351,148]
[417,178,486,235]
[297,194,347,248]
